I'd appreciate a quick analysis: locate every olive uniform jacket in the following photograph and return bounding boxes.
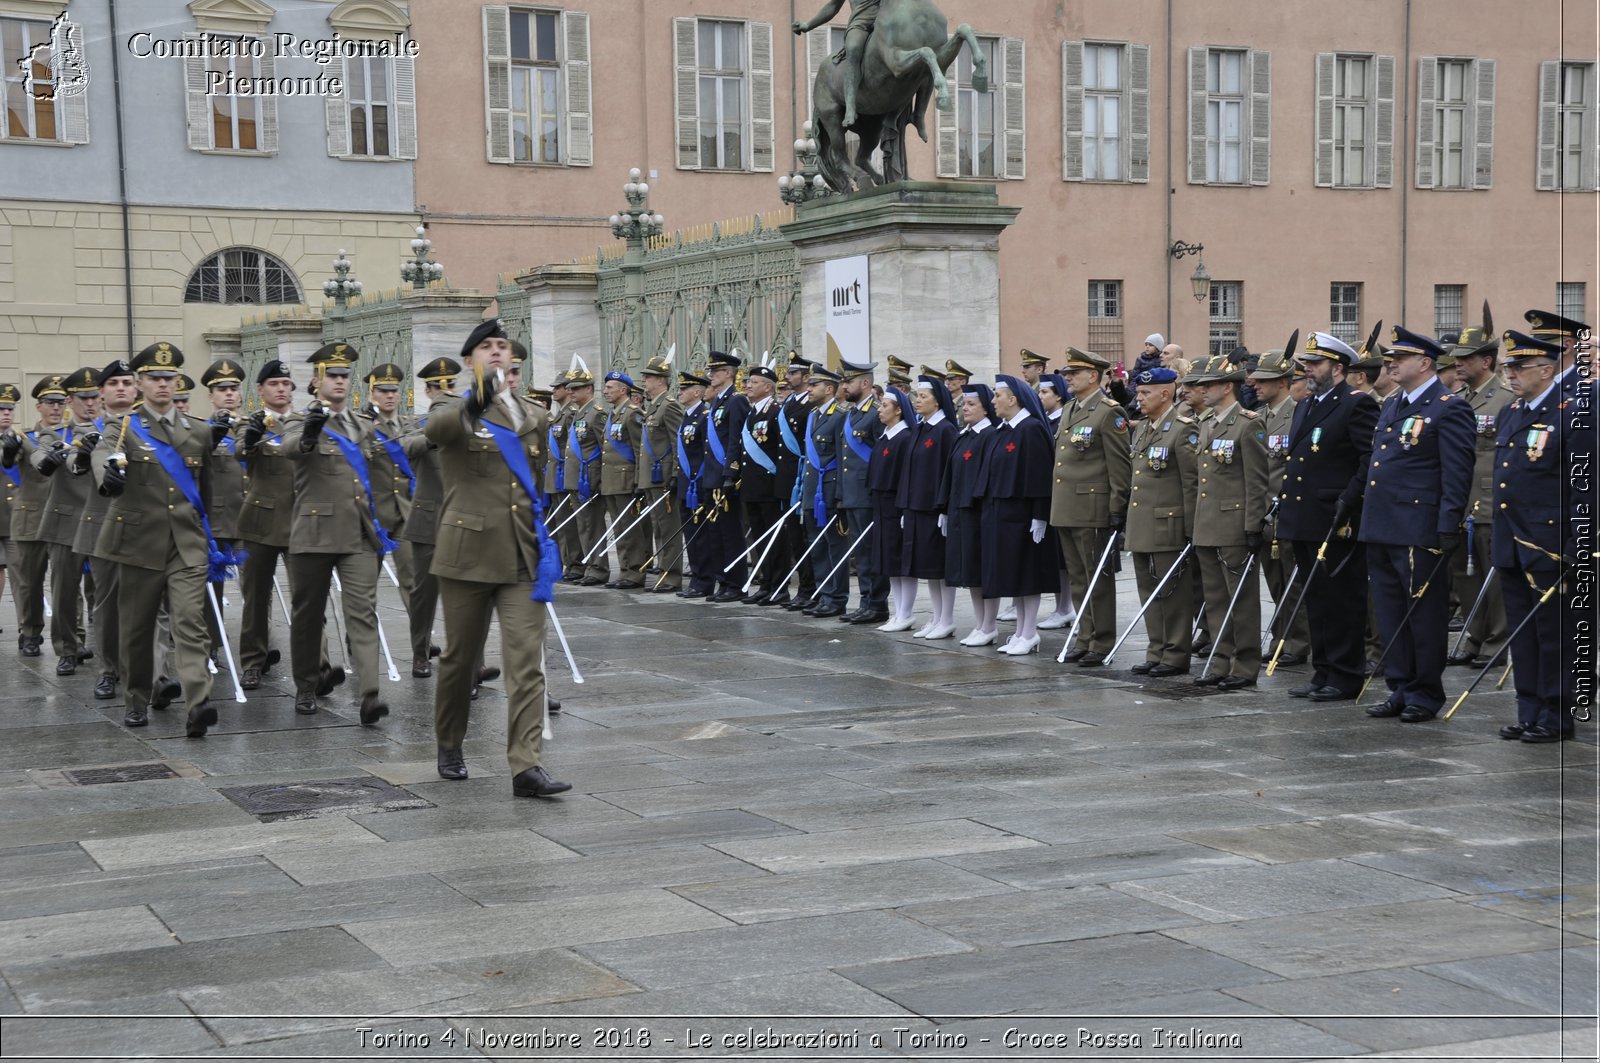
[70,416,117,557]
[400,399,450,548]
[1049,393,1132,528]
[637,391,682,492]
[562,397,605,498]
[10,421,66,542]
[278,410,387,556]
[424,394,551,585]
[89,410,213,573]
[207,421,245,542]
[1193,402,1270,548]
[1259,395,1296,537]
[367,409,428,535]
[235,410,297,548]
[1460,376,1515,524]
[1125,410,1199,554]
[599,399,644,495]
[38,421,94,548]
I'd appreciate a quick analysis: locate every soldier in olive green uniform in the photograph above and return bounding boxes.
[546,374,583,579]
[1249,350,1310,665]
[363,361,429,612]
[200,359,246,666]
[279,343,390,725]
[4,376,70,657]
[428,319,569,798]
[91,342,217,736]
[0,385,20,627]
[563,363,607,585]
[235,360,299,689]
[637,353,684,592]
[1050,348,1132,665]
[402,357,459,677]
[71,361,139,700]
[36,368,99,676]
[1447,325,1512,665]
[1124,367,1198,675]
[597,369,649,588]
[1189,355,1270,687]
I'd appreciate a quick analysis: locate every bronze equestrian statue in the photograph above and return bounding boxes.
[795,0,988,194]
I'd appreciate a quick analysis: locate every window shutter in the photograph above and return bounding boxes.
[806,26,831,119]
[935,80,958,177]
[562,10,592,166]
[673,16,700,169]
[1375,54,1396,187]
[1061,41,1084,181]
[392,55,417,160]
[1415,56,1437,188]
[257,45,279,151]
[1128,43,1150,183]
[1471,57,1495,189]
[184,36,210,150]
[1312,53,1335,187]
[1587,67,1600,190]
[1537,60,1560,191]
[482,5,512,164]
[1187,46,1207,184]
[1248,48,1270,185]
[749,20,775,172]
[1001,37,1025,179]
[59,18,88,144]
[324,57,350,156]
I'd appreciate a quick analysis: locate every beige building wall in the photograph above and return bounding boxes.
[0,204,423,393]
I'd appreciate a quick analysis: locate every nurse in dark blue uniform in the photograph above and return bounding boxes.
[1035,372,1078,630]
[901,375,958,638]
[871,387,918,632]
[941,385,1001,646]
[979,376,1058,656]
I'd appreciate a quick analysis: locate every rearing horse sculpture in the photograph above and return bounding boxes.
[802,0,988,194]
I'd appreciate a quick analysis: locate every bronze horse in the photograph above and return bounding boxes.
[807,0,988,194]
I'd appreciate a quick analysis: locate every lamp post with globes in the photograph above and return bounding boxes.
[778,120,833,206]
[401,224,444,290]
[610,168,666,248]
[322,248,363,311]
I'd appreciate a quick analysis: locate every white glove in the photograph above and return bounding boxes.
[1030,519,1046,543]
[938,513,948,536]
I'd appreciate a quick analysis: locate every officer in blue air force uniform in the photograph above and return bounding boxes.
[800,365,848,616]
[1491,330,1591,742]
[833,358,889,624]
[1358,326,1477,723]
[701,350,752,602]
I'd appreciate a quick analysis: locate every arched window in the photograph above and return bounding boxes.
[184,248,301,305]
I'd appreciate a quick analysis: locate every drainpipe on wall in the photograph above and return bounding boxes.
[1400,0,1411,323]
[790,0,799,141]
[108,0,134,353]
[1163,0,1173,341]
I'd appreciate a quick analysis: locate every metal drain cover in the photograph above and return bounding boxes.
[62,763,180,786]
[218,777,433,822]
[1132,682,1234,701]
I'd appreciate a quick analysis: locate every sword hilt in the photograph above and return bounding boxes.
[1264,638,1286,676]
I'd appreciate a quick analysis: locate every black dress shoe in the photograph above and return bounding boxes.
[93,676,117,700]
[1191,639,1213,656]
[1217,675,1257,690]
[613,580,645,590]
[1308,686,1357,702]
[740,591,768,605]
[849,608,890,625]
[55,655,76,676]
[1129,662,1154,675]
[1288,681,1317,698]
[578,575,606,586]
[709,589,744,603]
[782,598,810,611]
[1448,616,1466,632]
[470,685,480,701]
[123,706,148,727]
[810,604,845,618]
[477,666,501,684]
[18,636,40,657]
[603,580,623,589]
[1365,699,1405,718]
[359,693,389,726]
[677,589,709,599]
[185,700,217,738]
[294,694,318,715]
[1520,725,1562,743]
[547,698,562,714]
[315,666,346,697]
[265,648,282,668]
[437,747,468,780]
[151,677,182,711]
[77,648,93,663]
[1062,648,1088,663]
[1470,654,1495,668]
[241,668,261,691]
[1446,652,1478,667]
[1399,705,1438,723]
[1499,723,1529,740]
[429,644,441,659]
[762,592,792,607]
[1148,664,1190,678]
[412,660,432,679]
[1193,674,1223,687]
[1077,652,1106,667]
[1276,652,1307,667]
[511,765,572,798]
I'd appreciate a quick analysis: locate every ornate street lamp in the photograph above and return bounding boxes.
[778,120,832,205]
[610,168,666,243]
[401,225,444,289]
[322,248,363,308]
[1169,240,1211,304]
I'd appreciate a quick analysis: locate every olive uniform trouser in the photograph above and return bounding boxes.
[435,575,548,776]
[11,539,48,640]
[601,493,649,583]
[120,548,213,714]
[89,557,120,681]
[1057,526,1117,654]
[1133,550,1193,668]
[46,542,85,658]
[553,491,582,576]
[641,486,682,590]
[287,552,380,701]
[1197,544,1261,679]
[573,493,608,582]
[1449,522,1506,656]
[407,542,439,662]
[1259,538,1310,659]
[238,541,287,673]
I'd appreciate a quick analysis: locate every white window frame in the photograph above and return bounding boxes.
[1063,41,1149,183]
[936,33,1025,180]
[1083,43,1122,181]
[1189,46,1269,186]
[183,247,302,305]
[1314,52,1395,189]
[344,54,391,157]
[1209,281,1243,359]
[955,35,1000,178]
[509,9,561,164]
[697,18,746,171]
[1416,55,1495,190]
[484,5,590,167]
[1330,283,1361,344]
[1206,49,1245,184]
[1559,62,1596,191]
[206,44,264,151]
[673,15,772,173]
[1334,56,1367,186]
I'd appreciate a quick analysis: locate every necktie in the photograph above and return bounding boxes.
[501,392,523,430]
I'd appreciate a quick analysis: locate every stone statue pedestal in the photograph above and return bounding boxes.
[781,182,1020,380]
[513,262,601,388]
[398,288,495,412]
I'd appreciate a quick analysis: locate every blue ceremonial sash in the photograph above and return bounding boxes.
[778,402,803,457]
[604,413,637,465]
[0,465,18,488]
[322,425,400,556]
[372,426,416,495]
[478,417,562,603]
[740,419,777,475]
[123,416,241,581]
[549,426,566,493]
[802,410,836,524]
[843,409,873,463]
[676,426,701,511]
[704,407,728,467]
[576,422,600,501]
[640,414,663,484]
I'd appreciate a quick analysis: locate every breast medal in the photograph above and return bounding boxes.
[1525,425,1550,462]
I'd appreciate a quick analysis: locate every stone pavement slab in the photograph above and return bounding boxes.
[1109,858,1459,921]
[711,818,1041,872]
[670,858,1017,924]
[0,904,175,963]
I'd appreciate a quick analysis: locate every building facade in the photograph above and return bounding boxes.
[412,0,1599,367]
